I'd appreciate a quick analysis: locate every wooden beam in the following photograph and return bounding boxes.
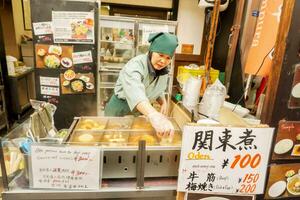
[261,0,295,124]
[224,0,245,90]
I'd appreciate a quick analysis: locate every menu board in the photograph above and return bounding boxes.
[177,125,274,194]
[52,11,95,44]
[265,163,300,199]
[272,120,300,160]
[30,0,99,129]
[289,64,300,108]
[30,145,101,190]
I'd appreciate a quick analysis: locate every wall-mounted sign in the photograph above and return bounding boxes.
[40,76,60,87]
[72,51,93,64]
[178,125,274,194]
[52,11,95,44]
[33,22,53,35]
[40,86,60,96]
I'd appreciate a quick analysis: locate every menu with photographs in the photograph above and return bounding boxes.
[272,120,300,160]
[30,145,101,190]
[265,163,300,199]
[52,11,95,44]
[31,0,99,129]
[289,64,300,108]
[177,125,274,194]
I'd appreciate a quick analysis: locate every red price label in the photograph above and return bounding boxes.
[239,173,260,193]
[230,153,261,169]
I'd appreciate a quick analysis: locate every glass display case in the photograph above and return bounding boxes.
[68,116,181,178]
[98,16,178,115]
[0,116,180,200]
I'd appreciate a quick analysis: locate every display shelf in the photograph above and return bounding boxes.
[98,16,178,114]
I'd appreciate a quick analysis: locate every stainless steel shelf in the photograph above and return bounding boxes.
[2,186,177,200]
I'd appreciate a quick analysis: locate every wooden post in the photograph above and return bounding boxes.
[202,0,220,92]
[224,0,245,90]
[261,0,299,126]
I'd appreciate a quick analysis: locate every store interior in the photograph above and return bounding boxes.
[0,0,299,199]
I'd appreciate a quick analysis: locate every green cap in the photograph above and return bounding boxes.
[148,32,178,57]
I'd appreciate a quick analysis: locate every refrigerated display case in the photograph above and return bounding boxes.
[98,16,177,115]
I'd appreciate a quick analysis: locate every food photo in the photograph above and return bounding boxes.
[60,71,95,94]
[272,121,300,160]
[265,164,300,199]
[35,44,74,69]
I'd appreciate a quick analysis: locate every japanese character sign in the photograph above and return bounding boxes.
[178,126,274,194]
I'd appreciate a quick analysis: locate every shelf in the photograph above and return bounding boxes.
[100,40,134,45]
[99,82,115,89]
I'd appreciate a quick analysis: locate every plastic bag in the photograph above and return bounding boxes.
[199,79,226,119]
[182,76,202,111]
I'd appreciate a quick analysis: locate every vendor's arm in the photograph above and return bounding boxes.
[156,96,168,115]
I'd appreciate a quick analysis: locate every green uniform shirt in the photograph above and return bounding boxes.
[114,54,169,111]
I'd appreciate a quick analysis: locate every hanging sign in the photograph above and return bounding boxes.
[52,11,95,44]
[244,0,283,76]
[30,145,101,190]
[177,125,274,194]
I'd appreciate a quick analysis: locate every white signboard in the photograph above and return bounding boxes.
[40,76,60,87]
[40,86,60,96]
[141,24,169,45]
[72,51,93,64]
[52,11,94,44]
[178,126,274,194]
[33,22,53,35]
[30,145,101,190]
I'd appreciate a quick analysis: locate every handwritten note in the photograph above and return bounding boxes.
[177,126,274,194]
[30,145,101,190]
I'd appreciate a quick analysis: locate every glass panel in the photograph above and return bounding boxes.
[100,19,135,70]
[99,88,114,112]
[100,71,119,84]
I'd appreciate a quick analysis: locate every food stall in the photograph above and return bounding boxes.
[0,113,184,200]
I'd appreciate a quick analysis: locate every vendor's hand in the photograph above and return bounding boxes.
[148,112,174,138]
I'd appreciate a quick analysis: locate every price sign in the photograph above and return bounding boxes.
[30,145,101,190]
[177,126,274,194]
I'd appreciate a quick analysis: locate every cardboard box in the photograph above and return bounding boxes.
[21,42,34,57]
[23,56,34,67]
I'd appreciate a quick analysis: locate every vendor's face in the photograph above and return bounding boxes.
[151,52,172,70]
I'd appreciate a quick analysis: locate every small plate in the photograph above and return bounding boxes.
[291,144,300,156]
[48,45,62,56]
[64,69,76,81]
[274,139,294,154]
[86,82,94,90]
[200,197,229,200]
[268,180,286,198]
[287,174,300,195]
[292,83,300,98]
[61,57,72,68]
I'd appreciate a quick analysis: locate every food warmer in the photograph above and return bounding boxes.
[67,116,182,179]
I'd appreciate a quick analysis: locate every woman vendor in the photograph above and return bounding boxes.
[105,32,178,138]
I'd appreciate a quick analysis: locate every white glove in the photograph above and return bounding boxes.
[148,112,174,138]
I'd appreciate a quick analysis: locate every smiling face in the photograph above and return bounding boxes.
[151,52,172,70]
